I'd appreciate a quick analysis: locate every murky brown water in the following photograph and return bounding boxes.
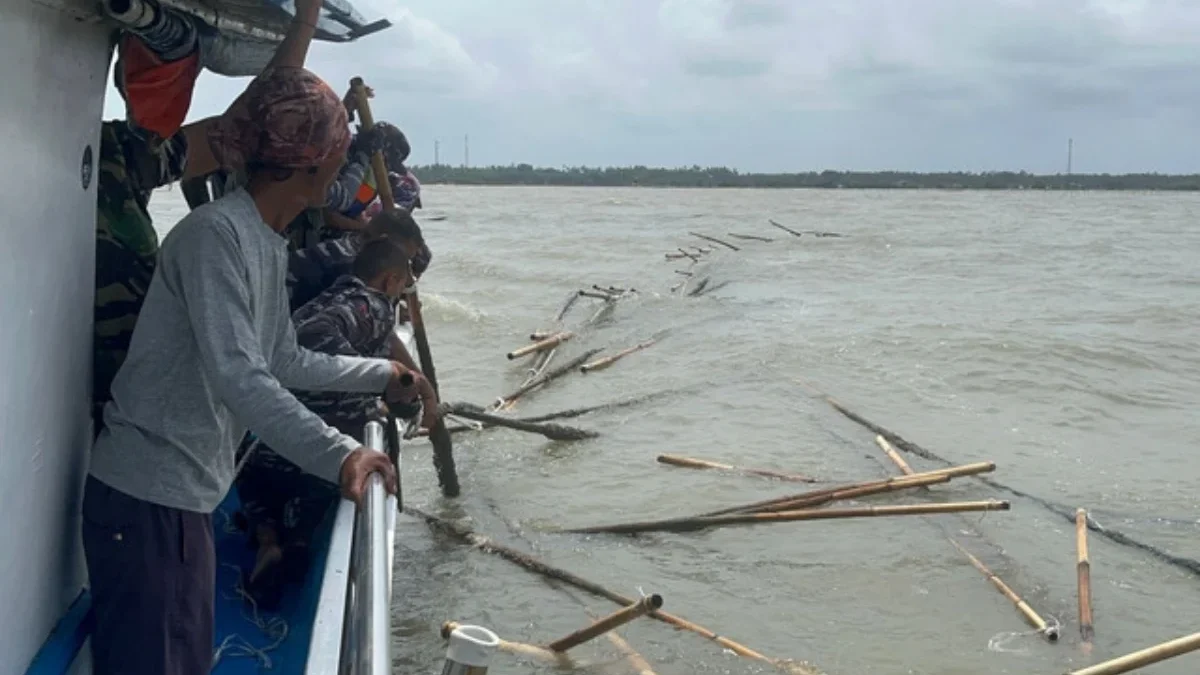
[153,186,1200,675]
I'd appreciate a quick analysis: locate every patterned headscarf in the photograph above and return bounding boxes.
[208,66,351,170]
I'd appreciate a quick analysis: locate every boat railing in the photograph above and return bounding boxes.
[340,420,393,675]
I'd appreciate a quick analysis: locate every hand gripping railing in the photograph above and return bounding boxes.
[341,421,392,675]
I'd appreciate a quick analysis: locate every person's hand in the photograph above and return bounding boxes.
[342,85,373,117]
[339,447,398,503]
[385,362,439,429]
[352,125,387,158]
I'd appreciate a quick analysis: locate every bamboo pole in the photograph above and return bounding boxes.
[350,76,459,497]
[579,290,616,300]
[689,231,740,251]
[656,454,816,483]
[530,330,553,341]
[1076,508,1094,644]
[727,232,774,242]
[495,348,603,409]
[408,508,822,674]
[440,404,598,441]
[441,621,573,665]
[674,270,694,277]
[565,500,1011,536]
[699,462,996,518]
[1066,631,1200,675]
[598,623,658,675]
[768,219,803,237]
[547,595,663,652]
[677,248,700,262]
[948,538,1059,641]
[507,331,573,360]
[581,340,657,374]
[875,435,914,475]
[751,473,951,514]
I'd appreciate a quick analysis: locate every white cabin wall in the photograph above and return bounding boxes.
[0,0,111,672]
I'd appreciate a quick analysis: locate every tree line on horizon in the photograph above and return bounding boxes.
[409,163,1200,190]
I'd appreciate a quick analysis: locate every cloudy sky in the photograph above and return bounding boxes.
[104,0,1200,173]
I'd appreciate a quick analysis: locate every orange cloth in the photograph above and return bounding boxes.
[119,34,201,140]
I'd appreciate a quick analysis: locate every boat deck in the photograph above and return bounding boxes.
[211,489,335,674]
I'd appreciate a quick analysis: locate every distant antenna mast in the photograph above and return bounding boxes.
[464,134,470,168]
[434,139,440,166]
[1067,138,1073,174]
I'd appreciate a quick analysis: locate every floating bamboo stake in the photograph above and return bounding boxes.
[948,538,1058,641]
[441,621,573,666]
[689,246,712,254]
[768,219,803,237]
[596,621,657,675]
[674,270,693,276]
[1066,631,1200,675]
[875,435,914,475]
[581,340,657,374]
[565,500,1010,536]
[656,454,816,483]
[750,472,952,514]
[409,508,821,675]
[579,290,616,300]
[689,231,740,251]
[547,595,663,652]
[677,248,700,262]
[1076,508,1094,644]
[530,330,553,341]
[495,348,604,409]
[440,404,598,441]
[665,252,689,260]
[700,462,995,517]
[727,232,774,242]
[507,331,573,360]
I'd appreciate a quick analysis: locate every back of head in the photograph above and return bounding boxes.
[365,207,424,245]
[352,238,410,283]
[375,122,411,167]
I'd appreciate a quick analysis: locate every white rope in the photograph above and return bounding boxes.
[210,558,290,669]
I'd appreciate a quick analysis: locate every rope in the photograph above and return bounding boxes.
[211,563,290,670]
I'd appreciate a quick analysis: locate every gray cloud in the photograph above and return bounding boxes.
[102,0,1200,172]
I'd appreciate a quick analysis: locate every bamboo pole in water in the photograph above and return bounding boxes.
[875,435,915,475]
[1076,508,1095,644]
[564,500,1010,536]
[440,404,597,441]
[507,331,573,360]
[768,219,803,237]
[1066,631,1200,675]
[677,247,700,262]
[581,340,657,374]
[727,232,774,242]
[547,595,663,652]
[408,508,822,674]
[441,621,573,666]
[496,348,603,409]
[598,623,658,675]
[699,462,995,517]
[689,231,740,251]
[947,538,1059,641]
[656,454,817,483]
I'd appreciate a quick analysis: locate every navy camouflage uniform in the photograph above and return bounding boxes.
[235,275,398,568]
[93,121,188,428]
[287,232,432,314]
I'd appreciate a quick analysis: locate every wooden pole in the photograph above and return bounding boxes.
[875,435,914,475]
[441,621,573,665]
[580,340,656,374]
[689,231,740,251]
[547,595,663,652]
[506,331,573,360]
[350,76,459,497]
[699,462,995,517]
[768,219,803,237]
[727,232,774,242]
[564,500,1011,536]
[947,538,1059,641]
[598,624,658,675]
[439,404,597,441]
[1076,508,1094,644]
[1066,631,1200,675]
[409,508,822,675]
[676,248,700,262]
[656,454,816,483]
[494,348,603,409]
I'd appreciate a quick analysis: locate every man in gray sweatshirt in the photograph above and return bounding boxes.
[83,63,434,675]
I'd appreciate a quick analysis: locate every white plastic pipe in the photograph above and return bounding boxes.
[441,624,500,675]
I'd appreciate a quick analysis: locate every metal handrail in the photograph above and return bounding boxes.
[346,421,391,675]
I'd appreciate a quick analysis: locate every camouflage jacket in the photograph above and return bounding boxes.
[93,121,188,423]
[291,275,397,434]
[286,233,364,312]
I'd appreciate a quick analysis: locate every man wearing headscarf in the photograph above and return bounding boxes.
[82,63,436,675]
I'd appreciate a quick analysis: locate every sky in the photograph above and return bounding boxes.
[103,0,1200,174]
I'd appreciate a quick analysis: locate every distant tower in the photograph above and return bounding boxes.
[464,134,470,168]
[1067,138,1073,175]
[434,139,440,166]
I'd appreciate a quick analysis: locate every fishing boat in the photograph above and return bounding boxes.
[4,1,418,673]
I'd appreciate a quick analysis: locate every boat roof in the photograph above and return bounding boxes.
[162,0,391,43]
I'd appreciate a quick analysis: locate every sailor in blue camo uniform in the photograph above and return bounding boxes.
[234,238,415,607]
